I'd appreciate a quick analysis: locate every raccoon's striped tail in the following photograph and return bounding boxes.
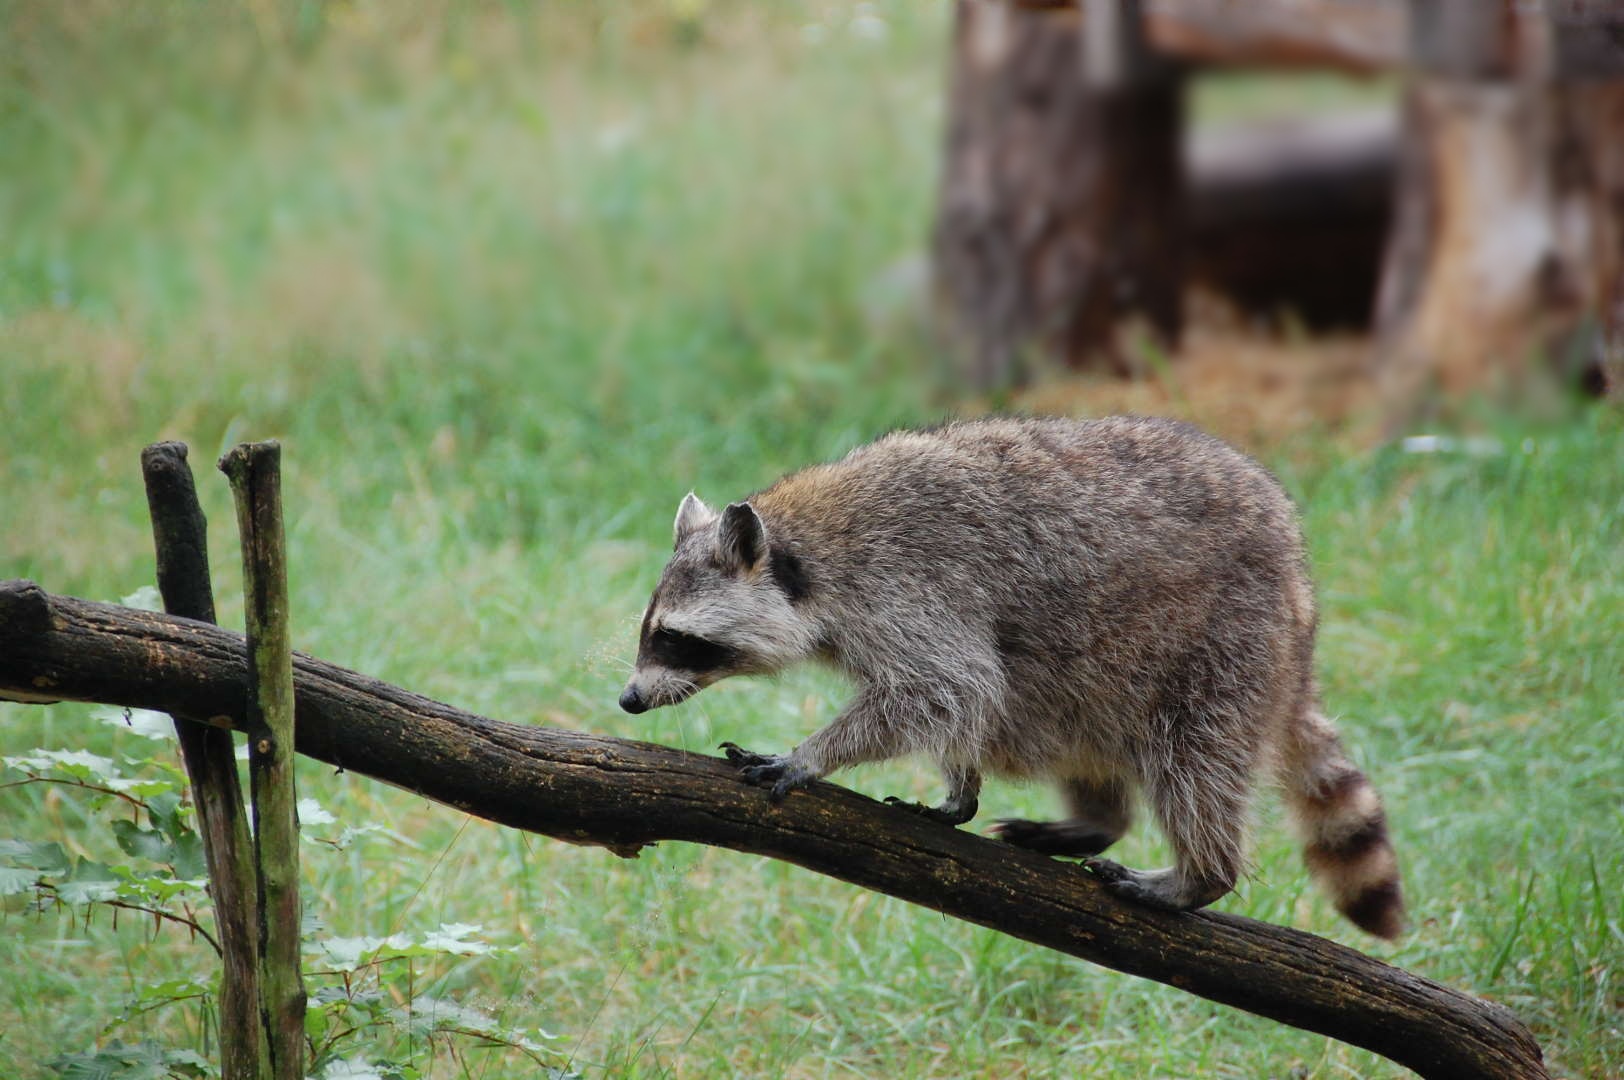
[1278,709,1405,939]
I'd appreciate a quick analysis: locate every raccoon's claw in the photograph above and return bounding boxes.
[719,742,774,768]
[1082,857,1132,885]
[1083,858,1185,912]
[719,743,815,803]
[883,795,977,827]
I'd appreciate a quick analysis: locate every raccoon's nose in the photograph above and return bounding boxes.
[618,686,648,714]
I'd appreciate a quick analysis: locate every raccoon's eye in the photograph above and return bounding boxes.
[649,627,741,673]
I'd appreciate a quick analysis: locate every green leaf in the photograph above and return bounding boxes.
[112,821,173,866]
[167,830,206,880]
[310,985,354,1005]
[131,978,211,1008]
[47,1039,189,1080]
[297,797,337,825]
[162,1049,212,1077]
[0,866,44,896]
[314,1058,393,1080]
[308,922,508,971]
[90,705,176,742]
[0,838,71,872]
[116,777,182,799]
[56,858,121,904]
[109,868,207,905]
[145,791,185,835]
[5,748,120,782]
[420,922,502,955]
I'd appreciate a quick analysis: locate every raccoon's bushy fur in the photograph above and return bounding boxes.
[621,416,1404,938]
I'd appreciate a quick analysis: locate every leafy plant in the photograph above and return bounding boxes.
[2,743,575,1079]
[304,922,569,1076]
[47,1041,214,1080]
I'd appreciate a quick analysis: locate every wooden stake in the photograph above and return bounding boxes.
[218,443,305,1080]
[141,442,270,1080]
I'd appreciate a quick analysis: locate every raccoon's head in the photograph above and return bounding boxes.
[619,492,816,714]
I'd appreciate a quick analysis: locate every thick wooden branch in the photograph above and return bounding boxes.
[0,582,1548,1080]
[140,442,270,1080]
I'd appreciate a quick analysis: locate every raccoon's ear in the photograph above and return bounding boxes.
[673,492,717,546]
[717,501,766,574]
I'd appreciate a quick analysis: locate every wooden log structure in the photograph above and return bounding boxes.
[0,579,1551,1080]
[140,444,270,1080]
[932,0,1184,385]
[931,0,1624,396]
[1374,0,1624,407]
[1142,0,1405,73]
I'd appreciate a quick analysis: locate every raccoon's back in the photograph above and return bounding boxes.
[756,415,1307,620]
[785,416,1299,556]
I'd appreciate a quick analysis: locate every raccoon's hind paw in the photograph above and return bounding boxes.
[1082,858,1182,911]
[884,795,978,827]
[1083,859,1227,913]
[719,743,815,803]
[992,819,1117,858]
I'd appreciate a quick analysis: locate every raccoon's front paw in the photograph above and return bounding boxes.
[719,743,816,803]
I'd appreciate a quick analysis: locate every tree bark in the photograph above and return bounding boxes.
[140,443,270,1080]
[218,444,305,1080]
[932,0,1184,386]
[0,582,1550,1080]
[1374,2,1624,410]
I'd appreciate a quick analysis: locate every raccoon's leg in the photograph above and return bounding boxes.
[992,776,1133,857]
[883,763,981,826]
[1085,741,1252,912]
[721,687,927,803]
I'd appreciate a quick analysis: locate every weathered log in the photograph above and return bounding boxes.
[218,444,305,1080]
[1374,1,1624,412]
[1144,0,1405,73]
[140,443,270,1080]
[1009,0,1405,72]
[932,0,1184,385]
[0,581,1549,1080]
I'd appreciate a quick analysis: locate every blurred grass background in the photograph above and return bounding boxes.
[1,1,1619,1076]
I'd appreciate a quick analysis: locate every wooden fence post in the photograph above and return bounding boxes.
[141,443,270,1080]
[219,442,305,1080]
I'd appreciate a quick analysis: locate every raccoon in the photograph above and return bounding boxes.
[620,416,1404,938]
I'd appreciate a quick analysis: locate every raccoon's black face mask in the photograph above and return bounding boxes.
[619,495,814,714]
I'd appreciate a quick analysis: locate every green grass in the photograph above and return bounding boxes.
[2,2,1620,1076]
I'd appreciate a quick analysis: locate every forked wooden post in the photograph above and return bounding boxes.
[140,442,270,1080]
[218,442,305,1080]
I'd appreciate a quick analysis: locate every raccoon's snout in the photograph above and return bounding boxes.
[618,685,648,714]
